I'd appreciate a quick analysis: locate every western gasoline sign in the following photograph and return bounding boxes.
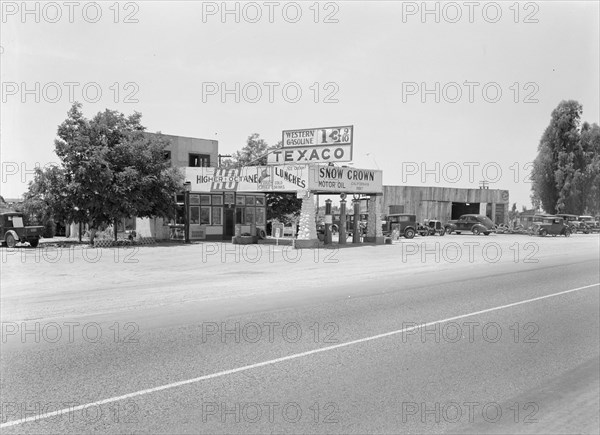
[267,144,352,164]
[282,126,353,147]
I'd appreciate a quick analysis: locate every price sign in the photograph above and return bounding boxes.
[282,125,353,147]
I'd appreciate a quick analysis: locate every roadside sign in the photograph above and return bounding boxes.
[282,126,353,147]
[267,144,352,164]
[272,222,284,238]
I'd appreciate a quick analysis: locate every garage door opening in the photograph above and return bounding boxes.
[451,202,480,219]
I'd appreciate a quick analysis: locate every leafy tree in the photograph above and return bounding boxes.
[578,122,600,215]
[30,103,182,243]
[531,100,596,214]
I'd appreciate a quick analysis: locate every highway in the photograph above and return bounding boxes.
[1,234,599,434]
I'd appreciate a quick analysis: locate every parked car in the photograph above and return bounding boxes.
[556,214,583,232]
[445,214,496,235]
[530,216,571,237]
[383,214,420,239]
[0,212,44,248]
[578,215,598,233]
[425,219,445,236]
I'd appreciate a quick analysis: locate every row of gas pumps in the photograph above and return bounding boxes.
[321,194,365,245]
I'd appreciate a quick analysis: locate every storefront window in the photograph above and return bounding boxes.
[236,195,246,206]
[212,195,223,205]
[200,207,211,225]
[212,207,222,226]
[236,207,245,224]
[190,194,201,205]
[201,195,211,205]
[256,196,265,206]
[245,196,255,206]
[256,208,265,225]
[190,206,200,224]
[225,193,234,205]
[245,207,255,224]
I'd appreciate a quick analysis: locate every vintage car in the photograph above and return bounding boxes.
[425,219,445,236]
[383,214,420,239]
[555,214,583,232]
[445,214,496,235]
[1,212,44,248]
[578,215,598,233]
[530,216,571,237]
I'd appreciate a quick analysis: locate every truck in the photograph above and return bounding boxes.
[1,212,44,248]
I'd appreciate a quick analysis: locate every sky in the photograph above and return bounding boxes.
[1,0,599,209]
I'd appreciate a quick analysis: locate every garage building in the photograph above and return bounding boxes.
[381,185,509,224]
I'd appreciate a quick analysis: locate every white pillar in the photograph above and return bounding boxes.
[295,191,319,249]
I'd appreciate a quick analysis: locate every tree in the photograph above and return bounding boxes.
[578,122,600,215]
[30,103,182,243]
[226,133,301,224]
[531,100,596,214]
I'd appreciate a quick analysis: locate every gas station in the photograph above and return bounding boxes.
[182,125,385,248]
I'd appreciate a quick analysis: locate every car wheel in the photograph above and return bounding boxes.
[5,233,16,248]
[456,231,461,235]
[484,232,490,236]
[404,228,415,239]
[440,229,445,236]
[540,229,547,237]
[564,229,571,237]
[472,226,481,235]
[29,238,39,248]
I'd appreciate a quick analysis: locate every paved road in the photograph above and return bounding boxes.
[1,235,599,433]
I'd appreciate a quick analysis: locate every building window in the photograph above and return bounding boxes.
[190,194,201,205]
[200,195,211,205]
[189,153,211,167]
[200,207,211,224]
[256,208,265,225]
[245,207,255,224]
[212,207,222,226]
[212,195,223,206]
[190,207,200,224]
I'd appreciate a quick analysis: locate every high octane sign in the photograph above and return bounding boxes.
[271,125,354,165]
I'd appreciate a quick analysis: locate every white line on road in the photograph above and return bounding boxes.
[2,282,598,428]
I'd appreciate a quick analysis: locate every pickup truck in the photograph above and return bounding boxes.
[1,212,44,248]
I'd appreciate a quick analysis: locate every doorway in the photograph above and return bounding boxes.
[224,208,235,237]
